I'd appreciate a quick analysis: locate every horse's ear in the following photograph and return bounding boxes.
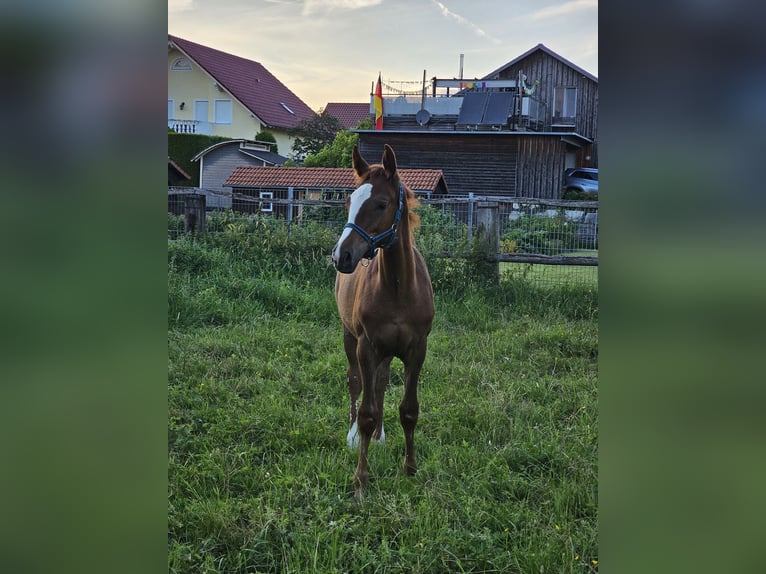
[382,144,397,178]
[352,145,368,178]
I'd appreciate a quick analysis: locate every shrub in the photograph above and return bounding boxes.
[503,211,578,255]
[563,189,598,201]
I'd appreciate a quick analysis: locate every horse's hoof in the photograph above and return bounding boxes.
[404,461,417,476]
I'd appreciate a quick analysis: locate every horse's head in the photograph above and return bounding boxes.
[332,144,404,273]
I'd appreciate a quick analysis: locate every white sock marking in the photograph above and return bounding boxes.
[346,421,385,449]
[347,420,359,449]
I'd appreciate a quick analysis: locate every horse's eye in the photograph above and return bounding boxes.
[376,201,388,211]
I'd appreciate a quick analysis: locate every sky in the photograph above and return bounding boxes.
[168,0,597,112]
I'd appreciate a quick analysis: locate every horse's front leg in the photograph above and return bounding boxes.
[400,338,427,476]
[354,337,382,500]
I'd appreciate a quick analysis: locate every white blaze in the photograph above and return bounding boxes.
[332,183,373,260]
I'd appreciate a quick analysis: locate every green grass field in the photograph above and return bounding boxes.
[168,227,598,573]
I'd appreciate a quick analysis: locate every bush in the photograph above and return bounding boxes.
[168,213,184,239]
[562,189,598,201]
[503,211,578,255]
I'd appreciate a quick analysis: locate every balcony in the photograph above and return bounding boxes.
[168,119,213,135]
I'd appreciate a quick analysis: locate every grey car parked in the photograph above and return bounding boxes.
[564,168,598,196]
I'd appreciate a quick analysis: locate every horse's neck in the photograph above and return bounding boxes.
[377,214,416,292]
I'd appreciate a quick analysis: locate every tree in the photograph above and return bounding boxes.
[303,129,358,167]
[289,113,342,159]
[355,117,373,131]
[301,118,373,168]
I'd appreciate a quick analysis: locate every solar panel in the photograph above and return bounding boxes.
[457,92,489,125]
[482,92,514,125]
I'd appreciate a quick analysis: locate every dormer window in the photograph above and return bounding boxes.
[280,102,295,115]
[171,57,192,71]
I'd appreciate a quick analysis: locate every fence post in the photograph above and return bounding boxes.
[184,193,206,234]
[287,186,294,237]
[473,201,499,285]
[467,192,475,247]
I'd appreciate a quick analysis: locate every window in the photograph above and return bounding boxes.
[259,192,273,212]
[214,99,233,124]
[171,57,192,71]
[194,100,209,122]
[553,87,577,123]
[168,100,174,120]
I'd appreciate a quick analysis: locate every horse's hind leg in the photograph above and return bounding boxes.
[343,329,361,449]
[400,338,427,476]
[372,358,393,443]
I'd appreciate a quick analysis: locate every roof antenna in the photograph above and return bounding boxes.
[416,69,431,126]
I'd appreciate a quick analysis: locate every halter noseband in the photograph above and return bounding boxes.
[344,182,404,260]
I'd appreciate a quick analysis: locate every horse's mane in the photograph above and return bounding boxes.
[403,184,421,233]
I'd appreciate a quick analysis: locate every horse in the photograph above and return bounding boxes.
[331,144,435,500]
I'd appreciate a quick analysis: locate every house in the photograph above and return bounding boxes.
[223,166,449,216]
[355,44,597,199]
[322,103,371,130]
[167,35,316,156]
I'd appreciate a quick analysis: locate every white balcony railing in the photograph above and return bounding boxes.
[168,119,213,135]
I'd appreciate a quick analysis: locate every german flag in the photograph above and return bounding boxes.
[374,73,383,130]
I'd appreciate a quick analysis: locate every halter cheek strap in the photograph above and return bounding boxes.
[344,182,404,260]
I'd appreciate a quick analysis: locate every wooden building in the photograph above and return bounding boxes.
[356,44,597,199]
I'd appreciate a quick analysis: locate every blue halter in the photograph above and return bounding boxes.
[344,182,404,260]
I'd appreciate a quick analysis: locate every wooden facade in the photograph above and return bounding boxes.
[358,131,589,199]
[484,45,598,141]
[483,44,598,166]
[359,133,517,196]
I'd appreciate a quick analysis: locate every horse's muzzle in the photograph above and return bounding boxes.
[332,248,356,274]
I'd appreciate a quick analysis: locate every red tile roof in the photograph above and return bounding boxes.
[323,103,371,130]
[169,35,316,129]
[224,166,449,194]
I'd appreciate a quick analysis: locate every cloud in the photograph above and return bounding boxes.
[301,0,382,14]
[168,0,194,13]
[528,0,597,21]
[428,0,501,45]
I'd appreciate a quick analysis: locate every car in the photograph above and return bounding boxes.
[563,167,598,197]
